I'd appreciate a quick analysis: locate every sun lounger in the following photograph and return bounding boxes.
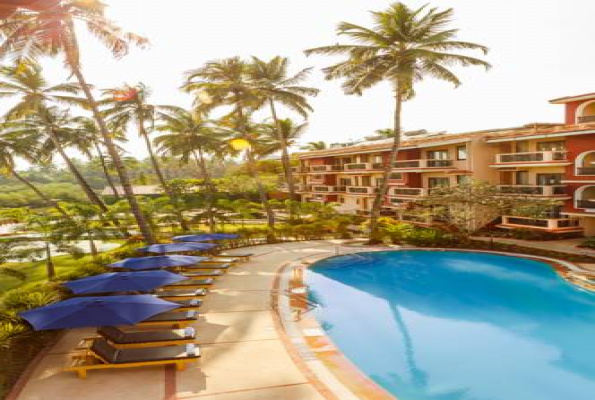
[95,326,197,348]
[168,298,202,311]
[160,278,214,290]
[135,310,198,328]
[180,263,231,271]
[181,270,224,279]
[65,338,200,378]
[200,258,240,264]
[216,252,253,261]
[156,288,207,301]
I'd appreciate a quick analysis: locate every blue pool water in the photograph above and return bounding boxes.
[306,251,595,400]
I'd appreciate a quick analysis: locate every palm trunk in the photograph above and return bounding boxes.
[10,168,69,218]
[368,89,403,244]
[44,241,55,280]
[139,124,189,231]
[192,149,216,232]
[46,128,108,211]
[94,140,120,200]
[246,148,276,237]
[268,100,296,201]
[64,19,155,244]
[88,232,98,258]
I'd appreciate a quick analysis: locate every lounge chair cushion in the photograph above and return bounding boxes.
[143,310,198,323]
[91,339,200,364]
[219,253,253,257]
[182,270,223,278]
[165,278,214,287]
[156,288,207,297]
[182,263,230,270]
[171,298,202,307]
[98,326,196,344]
[204,258,238,263]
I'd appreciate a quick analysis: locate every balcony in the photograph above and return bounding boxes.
[577,167,595,176]
[308,165,343,173]
[343,162,373,172]
[577,200,595,209]
[578,115,595,124]
[291,167,307,174]
[498,215,582,232]
[493,151,569,166]
[497,185,568,197]
[391,187,428,197]
[346,186,377,195]
[392,159,454,171]
[310,185,346,193]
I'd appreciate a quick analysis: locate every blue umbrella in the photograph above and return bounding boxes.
[173,233,240,242]
[138,242,218,254]
[20,295,180,331]
[109,255,210,271]
[63,271,187,294]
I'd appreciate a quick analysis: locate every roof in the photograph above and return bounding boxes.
[484,122,595,142]
[101,185,163,196]
[549,92,595,104]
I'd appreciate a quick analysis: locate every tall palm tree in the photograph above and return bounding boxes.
[183,57,276,236]
[0,0,156,243]
[101,83,189,231]
[0,124,69,217]
[247,56,319,201]
[305,2,490,243]
[301,141,327,151]
[12,106,108,211]
[258,118,308,157]
[154,108,227,232]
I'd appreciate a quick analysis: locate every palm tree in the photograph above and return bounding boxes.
[101,83,189,231]
[301,141,327,151]
[0,123,69,217]
[0,0,156,243]
[258,118,308,157]
[305,2,490,243]
[247,56,318,201]
[183,57,276,237]
[154,107,227,232]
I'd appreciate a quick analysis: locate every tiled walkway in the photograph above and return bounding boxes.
[11,240,348,400]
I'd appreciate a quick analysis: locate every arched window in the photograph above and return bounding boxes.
[575,151,595,176]
[576,100,595,124]
[575,185,595,209]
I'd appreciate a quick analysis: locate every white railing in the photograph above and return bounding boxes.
[500,215,581,231]
[391,187,428,197]
[497,185,567,196]
[392,159,454,169]
[343,162,373,171]
[495,151,567,164]
[346,186,377,195]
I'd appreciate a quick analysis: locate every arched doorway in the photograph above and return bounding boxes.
[575,185,595,209]
[576,100,595,124]
[575,151,595,176]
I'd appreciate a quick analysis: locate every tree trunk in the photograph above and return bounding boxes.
[10,168,69,218]
[268,100,296,201]
[44,242,55,280]
[368,89,403,244]
[64,20,156,244]
[245,148,276,238]
[93,140,120,200]
[192,149,216,232]
[46,128,108,211]
[88,232,98,258]
[139,123,189,231]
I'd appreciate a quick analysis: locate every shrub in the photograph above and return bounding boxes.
[579,237,595,249]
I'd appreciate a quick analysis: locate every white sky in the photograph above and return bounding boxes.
[37,0,595,158]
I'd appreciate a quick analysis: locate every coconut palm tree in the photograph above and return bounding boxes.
[101,83,189,230]
[258,118,308,157]
[305,2,490,243]
[183,57,276,236]
[154,107,227,232]
[0,123,68,217]
[0,0,156,243]
[301,141,327,151]
[247,56,318,201]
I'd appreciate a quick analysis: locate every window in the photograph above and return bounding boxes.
[428,177,450,188]
[515,171,529,185]
[338,196,345,204]
[359,154,370,162]
[456,145,468,160]
[373,155,383,163]
[515,141,529,153]
[361,176,372,186]
[456,175,470,185]
[389,172,403,180]
[536,173,563,185]
[339,178,351,186]
[427,150,449,160]
[537,141,566,151]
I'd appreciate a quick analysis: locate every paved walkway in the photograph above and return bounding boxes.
[12,240,350,400]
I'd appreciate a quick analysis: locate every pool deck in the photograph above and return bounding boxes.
[10,240,383,400]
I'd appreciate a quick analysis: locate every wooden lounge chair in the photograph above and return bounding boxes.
[160,278,214,290]
[181,269,224,279]
[135,310,198,328]
[168,298,202,312]
[65,338,200,378]
[93,326,197,348]
[156,288,208,301]
[216,252,253,262]
[180,263,232,272]
[200,258,240,264]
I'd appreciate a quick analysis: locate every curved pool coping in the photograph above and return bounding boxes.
[274,245,592,400]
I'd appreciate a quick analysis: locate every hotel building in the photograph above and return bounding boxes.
[289,93,595,236]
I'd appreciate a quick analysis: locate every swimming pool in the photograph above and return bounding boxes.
[306,250,595,400]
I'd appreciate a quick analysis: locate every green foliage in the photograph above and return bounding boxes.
[579,237,595,249]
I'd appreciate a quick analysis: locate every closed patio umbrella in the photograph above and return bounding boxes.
[138,242,217,254]
[20,295,180,331]
[63,271,187,294]
[108,255,210,271]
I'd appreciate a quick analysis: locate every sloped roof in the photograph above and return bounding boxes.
[549,92,595,104]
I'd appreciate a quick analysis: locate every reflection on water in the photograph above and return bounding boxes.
[307,251,595,400]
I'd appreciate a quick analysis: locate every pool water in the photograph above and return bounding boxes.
[307,251,595,400]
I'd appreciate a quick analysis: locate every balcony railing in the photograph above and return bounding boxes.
[495,151,567,164]
[308,165,343,173]
[291,167,306,173]
[578,115,595,123]
[500,215,581,231]
[311,185,346,193]
[577,167,595,176]
[346,186,377,195]
[577,200,595,209]
[344,162,372,171]
[392,159,454,169]
[391,187,427,197]
[497,185,567,196]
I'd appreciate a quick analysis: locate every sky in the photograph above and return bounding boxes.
[36,0,595,158]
